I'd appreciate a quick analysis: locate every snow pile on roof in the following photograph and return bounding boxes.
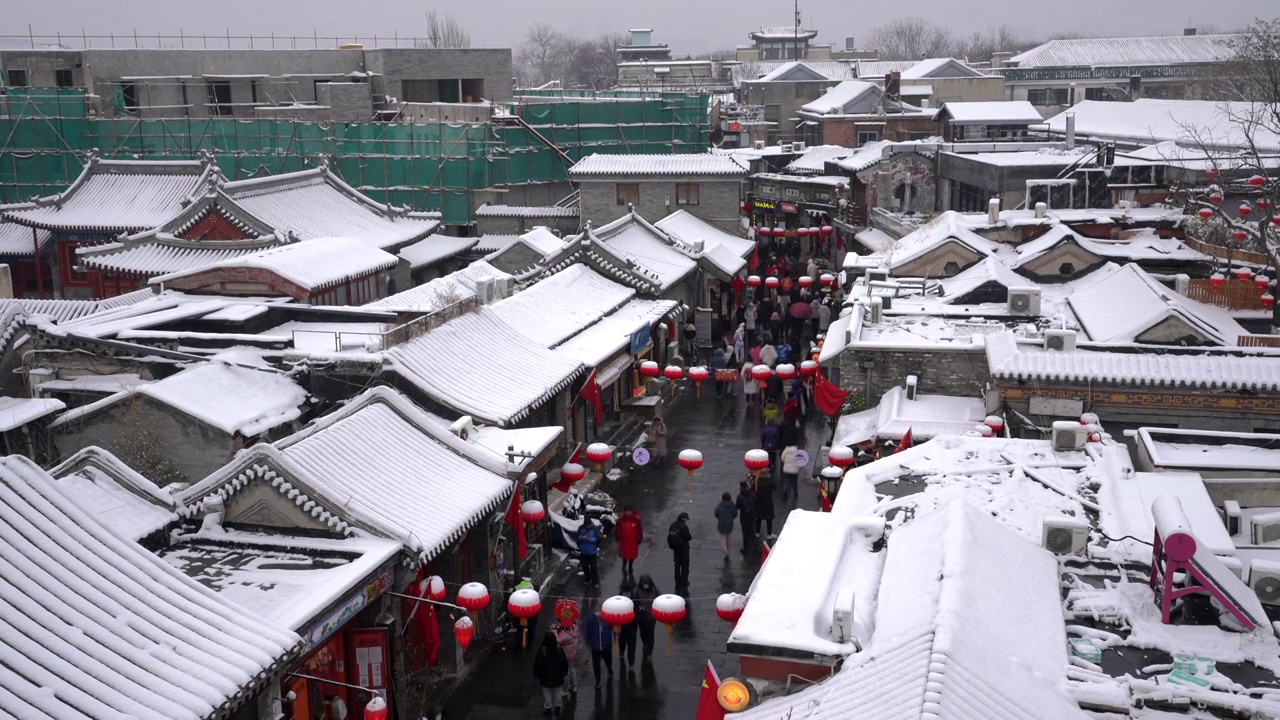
[0,396,65,431]
[1137,427,1280,473]
[51,446,176,541]
[0,454,299,719]
[384,307,584,426]
[154,237,399,293]
[739,501,1084,719]
[590,213,699,290]
[473,234,522,253]
[752,61,833,83]
[476,204,578,218]
[0,222,51,256]
[490,265,636,348]
[782,145,857,174]
[937,255,1029,302]
[986,331,1280,391]
[274,386,515,559]
[900,57,986,79]
[141,361,308,436]
[854,60,918,78]
[800,80,879,115]
[1066,263,1247,345]
[1044,99,1280,152]
[398,235,479,269]
[733,61,854,86]
[937,100,1042,124]
[654,209,754,276]
[888,211,999,269]
[1,158,219,234]
[81,238,277,277]
[555,298,679,366]
[833,386,987,447]
[222,168,440,250]
[488,227,569,267]
[1011,33,1240,68]
[1097,470,1236,558]
[368,261,512,314]
[568,153,747,177]
[835,140,892,173]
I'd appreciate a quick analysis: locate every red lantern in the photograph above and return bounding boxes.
[1239,204,1253,219]
[775,363,796,381]
[985,415,1005,433]
[1274,215,1280,226]
[757,227,771,238]
[774,226,786,237]
[520,499,546,524]
[364,694,388,720]
[456,582,490,619]
[1256,275,1271,290]
[585,442,611,469]
[1250,175,1267,186]
[820,225,834,237]
[422,574,447,602]
[744,449,770,473]
[716,592,747,626]
[1259,199,1272,211]
[1233,230,1248,244]
[1236,266,1253,281]
[453,615,475,651]
[507,587,542,627]
[742,201,751,214]
[1206,168,1218,182]
[799,275,814,288]
[601,595,635,645]
[651,594,687,653]
[1197,208,1213,221]
[974,423,994,438]
[1209,194,1223,205]
[1079,412,1099,426]
[750,364,771,389]
[678,448,703,490]
[747,275,762,287]
[799,360,819,379]
[639,360,660,378]
[688,366,709,397]
[1262,294,1276,310]
[663,365,683,381]
[764,276,780,289]
[828,446,855,468]
[1210,272,1226,289]
[560,462,586,484]
[819,273,836,287]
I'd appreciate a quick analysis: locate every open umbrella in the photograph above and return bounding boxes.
[788,301,812,319]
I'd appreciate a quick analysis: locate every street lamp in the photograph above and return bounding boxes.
[820,465,844,500]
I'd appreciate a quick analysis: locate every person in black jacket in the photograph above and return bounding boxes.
[632,574,660,662]
[736,481,758,554]
[533,631,569,716]
[617,577,639,668]
[668,512,693,586]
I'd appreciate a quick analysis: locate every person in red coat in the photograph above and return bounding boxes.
[616,506,643,577]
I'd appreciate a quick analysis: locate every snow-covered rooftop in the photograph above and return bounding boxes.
[384,306,584,426]
[1137,427,1280,474]
[888,211,1000,269]
[0,221,52,256]
[489,265,636,348]
[568,153,747,177]
[1011,33,1241,68]
[50,446,176,541]
[0,396,65,432]
[1066,262,1247,345]
[590,213,699,290]
[731,60,854,85]
[899,57,987,79]
[368,261,511,314]
[153,237,400,294]
[782,145,857,174]
[222,167,441,250]
[80,238,278,277]
[0,454,300,719]
[0,158,220,234]
[1043,99,1280,152]
[833,386,987,447]
[475,203,578,218]
[654,209,754,277]
[140,361,308,436]
[936,100,1042,124]
[398,235,478,269]
[554,297,680,366]
[800,80,880,116]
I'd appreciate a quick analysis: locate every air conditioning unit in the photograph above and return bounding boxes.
[1249,510,1280,545]
[753,140,766,150]
[1042,516,1090,555]
[792,141,806,153]
[1223,500,1242,537]
[868,297,883,324]
[491,276,513,300]
[831,588,855,643]
[1044,329,1077,352]
[1007,286,1042,316]
[692,239,706,253]
[474,277,496,304]
[1249,559,1280,606]
[449,415,475,441]
[1051,420,1088,451]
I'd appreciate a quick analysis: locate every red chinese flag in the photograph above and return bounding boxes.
[819,486,832,513]
[894,428,913,454]
[696,660,726,720]
[578,370,603,425]
[504,482,528,560]
[813,372,849,418]
[748,245,760,271]
[761,540,771,563]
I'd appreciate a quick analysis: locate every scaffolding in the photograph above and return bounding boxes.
[0,87,711,225]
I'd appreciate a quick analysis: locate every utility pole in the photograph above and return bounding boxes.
[793,0,801,61]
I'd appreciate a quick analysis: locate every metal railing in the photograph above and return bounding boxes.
[2,30,461,51]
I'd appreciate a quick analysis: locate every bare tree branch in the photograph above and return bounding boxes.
[419,10,471,49]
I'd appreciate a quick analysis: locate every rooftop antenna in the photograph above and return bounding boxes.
[794,0,802,62]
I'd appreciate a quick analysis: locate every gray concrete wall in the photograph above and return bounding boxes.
[476,215,578,236]
[363,49,512,104]
[837,344,990,402]
[742,79,839,141]
[317,82,373,122]
[1000,387,1280,436]
[579,178,743,233]
[487,241,547,274]
[0,50,84,88]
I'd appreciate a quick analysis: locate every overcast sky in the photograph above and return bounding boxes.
[3,0,1277,55]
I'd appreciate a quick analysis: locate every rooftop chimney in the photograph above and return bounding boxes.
[1065,113,1076,149]
[988,197,1001,224]
[1184,27,1197,36]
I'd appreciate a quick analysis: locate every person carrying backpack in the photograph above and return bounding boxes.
[577,521,601,588]
[667,512,692,586]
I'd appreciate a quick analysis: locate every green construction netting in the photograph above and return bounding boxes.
[0,90,710,224]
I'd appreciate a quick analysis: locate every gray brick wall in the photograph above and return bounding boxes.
[837,345,990,402]
[579,178,743,233]
[363,49,512,104]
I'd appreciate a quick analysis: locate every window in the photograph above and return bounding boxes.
[942,261,961,275]
[206,80,232,117]
[1058,262,1075,276]
[856,130,879,146]
[783,188,801,198]
[118,82,139,113]
[55,69,74,88]
[616,183,640,206]
[5,69,28,88]
[1084,87,1111,101]
[676,183,699,206]
[1027,88,1069,107]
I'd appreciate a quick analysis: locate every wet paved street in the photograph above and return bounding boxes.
[446,384,827,719]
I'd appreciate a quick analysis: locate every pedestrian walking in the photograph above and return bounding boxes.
[667,512,692,586]
[806,258,819,281]
[714,492,737,557]
[554,617,580,694]
[761,418,781,470]
[733,323,746,365]
[533,631,569,716]
[710,348,728,397]
[741,360,758,407]
[736,481,758,554]
[649,415,668,465]
[780,442,801,503]
[744,303,758,342]
[684,318,698,361]
[760,341,778,368]
[756,474,777,538]
[749,341,764,367]
[617,577,639,667]
[632,574,659,662]
[817,298,832,335]
[761,399,782,427]
[616,506,642,577]
[577,522,601,588]
[584,608,614,687]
